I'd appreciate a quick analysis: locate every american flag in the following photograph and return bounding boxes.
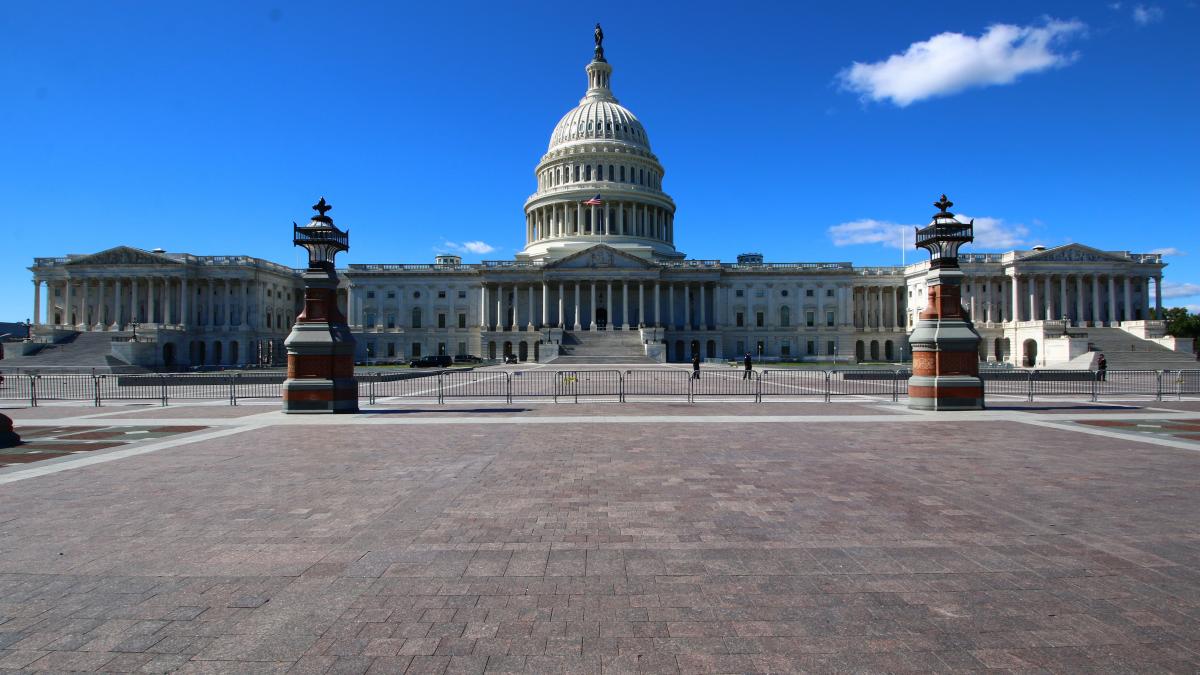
[582,194,603,206]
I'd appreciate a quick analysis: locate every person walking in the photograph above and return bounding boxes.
[691,352,701,380]
[743,352,753,380]
[1097,353,1107,382]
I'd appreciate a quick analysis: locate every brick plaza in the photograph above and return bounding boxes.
[2,394,1200,673]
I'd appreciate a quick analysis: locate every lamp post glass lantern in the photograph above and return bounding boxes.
[129,320,140,342]
[293,197,349,270]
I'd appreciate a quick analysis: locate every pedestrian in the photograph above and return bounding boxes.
[743,352,753,380]
[691,352,701,380]
[1097,353,1107,381]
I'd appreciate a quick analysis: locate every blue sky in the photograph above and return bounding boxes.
[3,1,1198,320]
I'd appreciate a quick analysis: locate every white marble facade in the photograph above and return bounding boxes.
[25,39,1169,367]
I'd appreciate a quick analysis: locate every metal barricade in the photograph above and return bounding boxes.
[440,369,510,403]
[554,370,622,403]
[691,368,759,402]
[369,371,442,402]
[30,374,95,405]
[1029,370,1096,401]
[758,369,829,401]
[1164,370,1200,399]
[623,369,691,402]
[96,374,168,406]
[231,372,284,403]
[1095,369,1162,400]
[162,374,237,402]
[509,370,559,400]
[0,374,36,406]
[828,369,904,401]
[981,370,1032,399]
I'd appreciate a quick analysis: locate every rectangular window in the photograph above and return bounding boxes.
[366,341,376,358]
[387,343,395,357]
[806,289,814,297]
[386,315,396,329]
[387,292,395,299]
[736,312,744,327]
[365,312,376,327]
[755,290,765,298]
[826,311,835,327]
[437,342,446,355]
[411,342,421,358]
[756,340,765,355]
[806,311,815,327]
[827,340,835,355]
[735,289,744,297]
[438,290,446,299]
[438,313,446,329]
[826,289,834,297]
[457,341,467,356]
[781,340,791,357]
[458,290,467,299]
[736,340,745,355]
[807,340,815,355]
[756,312,764,327]
[366,291,375,299]
[458,313,466,328]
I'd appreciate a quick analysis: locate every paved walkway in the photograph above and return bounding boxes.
[1,399,1199,672]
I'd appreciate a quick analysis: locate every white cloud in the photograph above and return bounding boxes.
[438,240,496,255]
[837,19,1086,107]
[828,214,1030,251]
[957,214,1030,250]
[1133,4,1165,24]
[827,219,913,249]
[1162,281,1200,299]
[1150,247,1185,256]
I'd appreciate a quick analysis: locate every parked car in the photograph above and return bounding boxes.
[408,355,453,369]
[503,354,519,364]
[453,354,483,364]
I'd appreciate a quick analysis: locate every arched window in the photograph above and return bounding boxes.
[780,306,790,327]
[585,165,592,181]
[607,165,614,181]
[411,307,422,329]
[573,165,579,181]
[639,168,645,185]
[620,166,625,182]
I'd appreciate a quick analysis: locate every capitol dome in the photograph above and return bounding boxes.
[520,26,680,262]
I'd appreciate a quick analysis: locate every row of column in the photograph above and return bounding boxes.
[851,286,906,331]
[526,201,674,244]
[349,284,452,330]
[959,273,1162,325]
[33,277,292,332]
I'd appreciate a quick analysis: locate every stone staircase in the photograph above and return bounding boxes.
[0,332,134,371]
[1083,327,1198,370]
[552,329,655,364]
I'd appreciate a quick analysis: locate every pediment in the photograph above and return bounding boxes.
[546,244,658,270]
[1021,243,1127,264]
[67,246,182,266]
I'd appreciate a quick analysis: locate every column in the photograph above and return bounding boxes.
[683,284,691,330]
[1142,276,1151,320]
[589,282,597,329]
[668,282,676,329]
[1122,276,1132,323]
[1043,275,1052,321]
[877,287,885,329]
[32,279,41,326]
[1075,274,1084,325]
[654,282,661,327]
[527,285,535,330]
[149,278,159,325]
[496,285,504,330]
[622,281,629,329]
[542,281,549,328]
[573,281,581,330]
[699,283,707,330]
[606,280,613,327]
[638,282,645,327]
[1106,274,1116,325]
[113,278,124,329]
[480,285,488,328]
[1027,276,1037,323]
[1059,276,1068,323]
[1091,274,1101,325]
[713,283,722,329]
[558,282,565,328]
[1154,275,1163,317]
[1009,273,1020,323]
[130,277,140,324]
[895,286,904,330]
[180,277,189,330]
[165,279,174,326]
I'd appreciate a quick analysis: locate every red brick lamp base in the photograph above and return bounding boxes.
[0,413,20,448]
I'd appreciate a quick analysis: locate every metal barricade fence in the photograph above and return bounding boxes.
[623,369,691,402]
[440,369,510,403]
[231,373,284,402]
[29,374,95,405]
[1029,370,1096,401]
[164,374,237,402]
[554,370,622,403]
[509,370,558,400]
[96,374,167,406]
[369,371,441,402]
[828,369,906,401]
[758,369,829,401]
[1165,370,1200,398]
[691,368,759,401]
[0,374,35,405]
[1095,369,1162,400]
[981,370,1033,398]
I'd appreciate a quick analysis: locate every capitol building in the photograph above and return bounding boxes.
[24,31,1176,369]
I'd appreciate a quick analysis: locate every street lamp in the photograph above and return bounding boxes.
[129,320,140,343]
[24,318,31,341]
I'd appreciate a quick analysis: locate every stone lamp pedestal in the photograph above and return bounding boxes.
[282,198,359,414]
[0,413,20,448]
[908,195,985,411]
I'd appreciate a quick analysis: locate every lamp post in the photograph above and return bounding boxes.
[907,195,985,410]
[129,320,140,343]
[24,318,31,341]
[282,197,359,413]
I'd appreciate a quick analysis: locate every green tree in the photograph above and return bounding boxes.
[1162,307,1200,345]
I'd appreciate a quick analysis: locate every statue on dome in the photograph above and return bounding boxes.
[594,23,605,61]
